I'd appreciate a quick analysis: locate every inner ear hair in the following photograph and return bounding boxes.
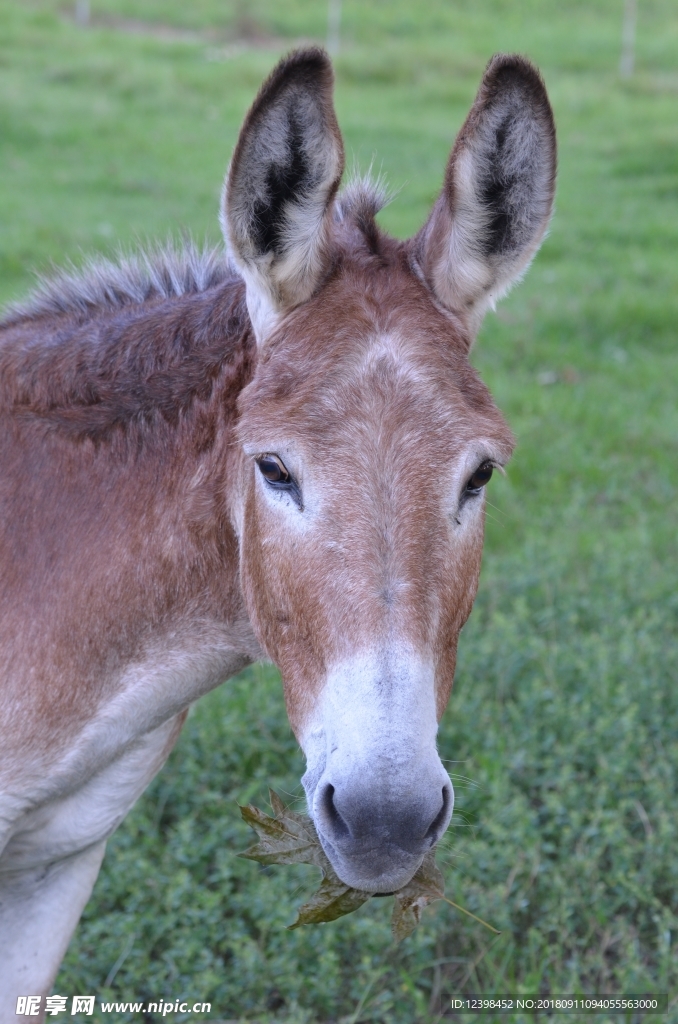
[222,48,345,323]
[416,54,556,333]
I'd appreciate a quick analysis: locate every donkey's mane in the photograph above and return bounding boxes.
[0,241,233,327]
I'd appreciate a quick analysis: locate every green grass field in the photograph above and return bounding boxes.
[2,1,677,1020]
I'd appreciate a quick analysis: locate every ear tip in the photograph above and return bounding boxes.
[244,47,335,126]
[483,53,550,102]
[481,53,556,149]
[270,46,334,88]
[485,52,541,78]
[286,44,333,67]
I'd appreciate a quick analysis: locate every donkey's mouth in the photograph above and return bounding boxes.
[308,776,453,892]
[314,825,428,893]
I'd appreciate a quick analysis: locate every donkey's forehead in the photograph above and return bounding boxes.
[239,249,514,459]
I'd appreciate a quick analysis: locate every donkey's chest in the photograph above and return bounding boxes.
[0,630,259,869]
[0,712,186,873]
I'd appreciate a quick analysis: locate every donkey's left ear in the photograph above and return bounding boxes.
[414,54,556,337]
[222,48,344,343]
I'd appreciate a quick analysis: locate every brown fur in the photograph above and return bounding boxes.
[0,275,255,762]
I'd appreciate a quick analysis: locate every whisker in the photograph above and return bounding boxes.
[448,774,482,787]
[485,499,506,516]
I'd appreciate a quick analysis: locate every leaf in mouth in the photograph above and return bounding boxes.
[239,789,373,928]
[238,790,466,941]
[390,848,445,942]
[239,791,323,868]
[289,874,375,928]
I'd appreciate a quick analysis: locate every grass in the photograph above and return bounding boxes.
[1,1,677,1020]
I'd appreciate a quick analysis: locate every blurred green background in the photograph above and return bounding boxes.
[2,1,677,1021]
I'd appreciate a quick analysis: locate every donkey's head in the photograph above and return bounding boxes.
[223,49,555,891]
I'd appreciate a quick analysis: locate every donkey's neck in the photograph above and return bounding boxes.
[0,267,261,765]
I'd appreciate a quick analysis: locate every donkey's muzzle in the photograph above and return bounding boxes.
[313,774,454,892]
[302,651,455,890]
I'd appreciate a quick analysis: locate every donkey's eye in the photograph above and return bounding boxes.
[256,454,303,511]
[256,454,291,485]
[465,462,494,494]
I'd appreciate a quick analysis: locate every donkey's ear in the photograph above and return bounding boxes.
[414,54,556,336]
[222,48,344,342]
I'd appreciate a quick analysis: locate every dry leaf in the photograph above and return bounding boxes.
[239,790,374,928]
[391,849,444,942]
[239,791,495,941]
[239,790,322,868]
[289,875,373,928]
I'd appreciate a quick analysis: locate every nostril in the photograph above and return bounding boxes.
[425,785,452,844]
[320,783,350,839]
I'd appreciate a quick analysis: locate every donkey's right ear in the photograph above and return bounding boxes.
[221,48,344,343]
[414,54,556,340]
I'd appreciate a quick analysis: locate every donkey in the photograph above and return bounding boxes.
[0,48,555,1011]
